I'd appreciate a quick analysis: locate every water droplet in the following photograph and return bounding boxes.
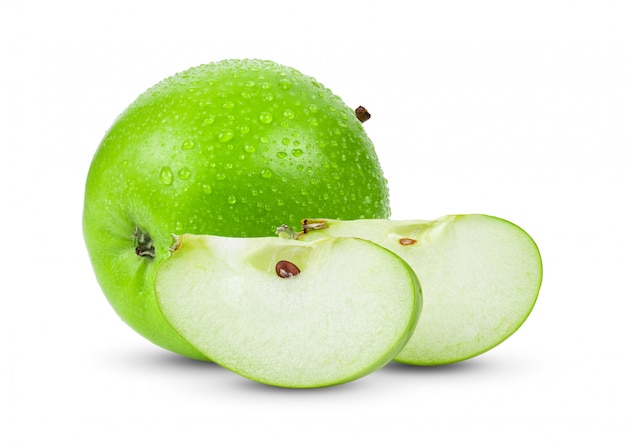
[202,184,213,195]
[308,104,318,113]
[202,116,215,126]
[307,117,319,126]
[259,112,273,124]
[219,130,234,142]
[264,93,274,101]
[182,139,195,150]
[227,195,237,205]
[292,149,303,157]
[279,79,292,90]
[244,80,256,87]
[244,144,257,153]
[178,167,191,180]
[239,125,250,135]
[281,138,290,146]
[175,221,184,232]
[277,151,287,159]
[260,169,273,179]
[283,109,294,119]
[216,173,226,180]
[223,101,235,109]
[159,166,173,185]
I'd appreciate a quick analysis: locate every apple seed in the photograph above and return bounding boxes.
[276,260,301,278]
[399,238,418,246]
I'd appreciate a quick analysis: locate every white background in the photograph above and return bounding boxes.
[2,1,625,446]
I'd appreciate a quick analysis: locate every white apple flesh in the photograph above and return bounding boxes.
[295,214,542,365]
[155,235,422,388]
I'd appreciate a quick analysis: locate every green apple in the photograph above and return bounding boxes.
[83,59,390,359]
[155,234,421,387]
[291,214,542,365]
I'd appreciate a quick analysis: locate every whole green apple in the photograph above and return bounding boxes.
[83,59,390,359]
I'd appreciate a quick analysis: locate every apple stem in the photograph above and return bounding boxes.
[355,106,371,123]
[301,219,328,232]
[134,226,155,258]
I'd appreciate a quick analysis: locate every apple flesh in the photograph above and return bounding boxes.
[155,235,422,388]
[293,214,542,365]
[83,59,390,358]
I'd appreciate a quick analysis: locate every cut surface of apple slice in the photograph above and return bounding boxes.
[155,234,421,388]
[296,215,542,365]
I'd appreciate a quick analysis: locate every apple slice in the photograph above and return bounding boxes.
[294,215,542,365]
[155,234,421,388]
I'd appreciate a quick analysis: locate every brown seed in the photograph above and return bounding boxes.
[355,105,371,123]
[276,260,301,278]
[399,238,418,246]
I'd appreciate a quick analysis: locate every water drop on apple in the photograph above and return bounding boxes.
[159,166,173,185]
[279,79,292,90]
[178,167,191,180]
[181,139,195,150]
[259,112,273,123]
[218,130,234,142]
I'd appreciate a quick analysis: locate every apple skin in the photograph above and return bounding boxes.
[83,59,390,359]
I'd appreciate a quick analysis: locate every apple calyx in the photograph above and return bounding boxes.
[134,226,155,258]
